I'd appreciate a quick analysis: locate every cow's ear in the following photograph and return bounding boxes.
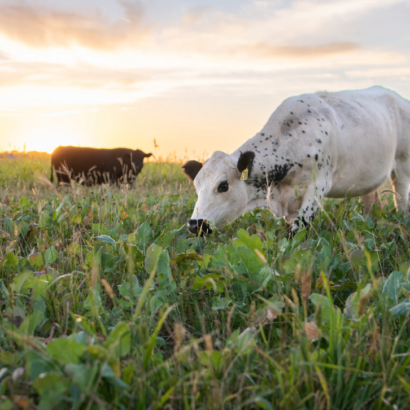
[237,151,255,179]
[182,160,202,182]
[145,153,153,158]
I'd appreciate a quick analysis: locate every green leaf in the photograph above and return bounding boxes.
[66,363,97,388]
[309,293,334,322]
[136,222,152,247]
[13,271,33,294]
[95,235,116,246]
[170,253,203,264]
[47,338,86,365]
[292,229,307,248]
[158,251,172,279]
[18,310,43,335]
[118,275,141,300]
[344,284,372,319]
[145,244,163,274]
[382,271,403,301]
[350,250,365,269]
[0,399,12,410]
[282,249,312,278]
[400,262,410,278]
[390,301,410,317]
[33,374,70,410]
[45,246,59,265]
[29,253,44,269]
[26,350,57,380]
[234,246,262,275]
[104,322,131,358]
[150,294,164,313]
[233,229,264,252]
[6,251,18,269]
[192,274,224,294]
[84,288,102,310]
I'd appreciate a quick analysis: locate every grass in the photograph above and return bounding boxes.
[1,153,410,409]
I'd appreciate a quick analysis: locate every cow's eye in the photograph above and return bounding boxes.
[217,180,229,193]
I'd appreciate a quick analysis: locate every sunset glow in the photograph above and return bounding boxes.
[0,0,409,158]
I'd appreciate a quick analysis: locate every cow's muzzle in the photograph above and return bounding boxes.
[188,219,213,236]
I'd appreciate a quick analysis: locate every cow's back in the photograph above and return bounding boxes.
[271,87,409,197]
[315,87,410,197]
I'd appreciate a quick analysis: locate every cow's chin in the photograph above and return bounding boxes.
[211,213,243,229]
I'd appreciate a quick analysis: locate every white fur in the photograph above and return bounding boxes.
[191,86,410,229]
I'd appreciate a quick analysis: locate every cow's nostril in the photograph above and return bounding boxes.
[188,219,199,234]
[187,219,213,236]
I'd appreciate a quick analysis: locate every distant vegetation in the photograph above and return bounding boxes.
[1,155,410,408]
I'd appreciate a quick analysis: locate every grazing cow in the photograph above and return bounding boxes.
[50,146,152,186]
[182,86,410,235]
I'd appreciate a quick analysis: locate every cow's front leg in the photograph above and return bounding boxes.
[287,181,326,235]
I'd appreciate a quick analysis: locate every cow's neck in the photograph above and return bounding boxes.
[238,155,270,213]
[234,129,287,212]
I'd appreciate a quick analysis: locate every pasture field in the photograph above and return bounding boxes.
[2,154,410,409]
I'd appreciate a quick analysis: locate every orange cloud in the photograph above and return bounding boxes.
[0,1,148,50]
[239,41,360,59]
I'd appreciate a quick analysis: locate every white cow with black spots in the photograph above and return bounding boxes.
[182,86,410,235]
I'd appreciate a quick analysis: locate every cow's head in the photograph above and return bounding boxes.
[133,150,152,175]
[182,150,255,235]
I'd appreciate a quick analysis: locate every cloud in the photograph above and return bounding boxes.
[345,68,410,78]
[0,61,151,89]
[238,41,360,59]
[181,5,212,25]
[0,1,148,50]
[41,108,99,117]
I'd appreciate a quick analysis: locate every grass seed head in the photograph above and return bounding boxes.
[301,273,311,305]
[101,278,114,299]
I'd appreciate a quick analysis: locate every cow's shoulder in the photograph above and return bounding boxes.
[264,92,330,140]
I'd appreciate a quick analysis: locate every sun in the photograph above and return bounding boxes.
[24,129,87,154]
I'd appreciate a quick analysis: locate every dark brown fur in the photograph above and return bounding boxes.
[50,146,152,186]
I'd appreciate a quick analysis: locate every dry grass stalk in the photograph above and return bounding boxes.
[101,278,114,299]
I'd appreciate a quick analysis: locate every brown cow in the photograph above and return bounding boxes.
[50,146,152,186]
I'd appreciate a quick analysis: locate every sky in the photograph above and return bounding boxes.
[0,0,409,159]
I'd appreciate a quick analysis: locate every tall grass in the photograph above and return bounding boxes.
[1,154,410,409]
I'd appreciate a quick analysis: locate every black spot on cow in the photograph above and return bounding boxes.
[250,163,294,192]
[316,139,322,143]
[280,115,301,135]
[307,154,310,158]
[315,154,319,161]
[261,133,265,136]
